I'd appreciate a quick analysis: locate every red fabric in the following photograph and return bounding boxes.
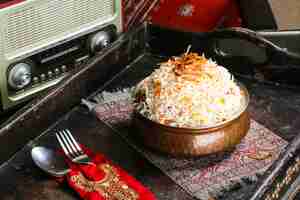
[60,146,156,200]
[148,0,242,32]
[222,1,242,27]
[0,0,24,9]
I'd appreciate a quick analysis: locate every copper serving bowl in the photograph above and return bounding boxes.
[133,83,250,157]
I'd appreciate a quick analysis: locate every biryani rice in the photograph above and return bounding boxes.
[133,53,245,128]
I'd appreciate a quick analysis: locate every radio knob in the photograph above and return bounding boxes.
[89,31,112,54]
[48,71,53,78]
[40,74,46,81]
[8,62,32,90]
[54,68,60,75]
[33,77,39,83]
[61,65,67,72]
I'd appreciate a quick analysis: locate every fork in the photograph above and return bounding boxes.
[55,129,92,165]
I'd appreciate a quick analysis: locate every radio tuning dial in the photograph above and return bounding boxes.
[89,31,112,54]
[8,62,32,90]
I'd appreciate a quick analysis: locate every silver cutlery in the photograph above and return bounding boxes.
[55,129,92,165]
[31,146,70,177]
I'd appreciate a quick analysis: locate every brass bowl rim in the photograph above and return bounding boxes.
[134,82,250,134]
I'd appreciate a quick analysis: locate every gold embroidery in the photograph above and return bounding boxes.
[247,150,273,160]
[70,164,139,200]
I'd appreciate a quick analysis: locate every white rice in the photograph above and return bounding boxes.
[133,53,245,128]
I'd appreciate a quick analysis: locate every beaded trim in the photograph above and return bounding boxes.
[287,185,300,200]
[265,157,300,200]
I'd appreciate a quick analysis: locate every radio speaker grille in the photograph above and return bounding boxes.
[5,0,115,54]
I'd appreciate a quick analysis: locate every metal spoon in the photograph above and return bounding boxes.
[31,146,70,177]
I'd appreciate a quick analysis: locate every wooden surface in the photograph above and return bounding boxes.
[268,0,300,30]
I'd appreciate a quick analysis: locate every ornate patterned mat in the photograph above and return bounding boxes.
[88,89,288,200]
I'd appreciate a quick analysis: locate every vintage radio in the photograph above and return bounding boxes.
[0,0,122,111]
